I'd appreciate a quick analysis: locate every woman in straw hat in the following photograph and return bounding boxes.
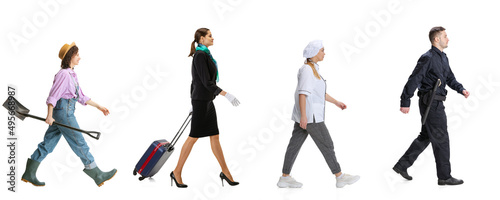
[170,28,240,188]
[277,40,360,189]
[21,42,117,187]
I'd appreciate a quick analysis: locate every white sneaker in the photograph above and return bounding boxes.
[277,176,303,188]
[336,173,360,188]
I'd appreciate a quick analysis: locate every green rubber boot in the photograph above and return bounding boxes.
[21,158,45,186]
[83,167,117,187]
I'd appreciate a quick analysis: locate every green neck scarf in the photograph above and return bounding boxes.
[196,44,219,82]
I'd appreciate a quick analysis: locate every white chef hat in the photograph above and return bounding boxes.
[303,40,323,58]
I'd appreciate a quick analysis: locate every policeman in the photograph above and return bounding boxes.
[393,26,470,186]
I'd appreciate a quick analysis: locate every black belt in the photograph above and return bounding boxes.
[417,91,446,101]
[434,95,446,101]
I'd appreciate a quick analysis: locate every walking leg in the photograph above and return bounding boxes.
[210,134,235,182]
[282,123,309,176]
[173,136,198,184]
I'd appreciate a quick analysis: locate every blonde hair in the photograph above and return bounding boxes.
[305,58,321,80]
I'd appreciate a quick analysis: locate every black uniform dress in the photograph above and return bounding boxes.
[395,46,465,180]
[190,50,223,138]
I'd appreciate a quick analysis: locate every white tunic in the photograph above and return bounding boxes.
[291,63,326,123]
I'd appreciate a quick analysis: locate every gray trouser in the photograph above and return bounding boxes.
[282,122,341,175]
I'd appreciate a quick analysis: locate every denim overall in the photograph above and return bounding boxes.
[31,74,96,169]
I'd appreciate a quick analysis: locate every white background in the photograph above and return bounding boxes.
[1,0,499,199]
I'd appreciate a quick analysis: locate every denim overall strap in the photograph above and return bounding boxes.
[69,72,80,99]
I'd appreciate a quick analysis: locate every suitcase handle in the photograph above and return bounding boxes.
[168,112,192,148]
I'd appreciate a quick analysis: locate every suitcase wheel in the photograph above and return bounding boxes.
[133,169,137,176]
[139,176,146,181]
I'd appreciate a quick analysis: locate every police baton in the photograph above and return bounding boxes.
[422,79,441,125]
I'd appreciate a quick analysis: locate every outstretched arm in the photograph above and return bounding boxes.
[446,66,465,95]
[326,93,346,110]
[85,99,110,116]
[446,66,469,98]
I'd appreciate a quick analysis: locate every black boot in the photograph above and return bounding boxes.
[438,177,463,185]
[21,158,45,186]
[393,166,413,180]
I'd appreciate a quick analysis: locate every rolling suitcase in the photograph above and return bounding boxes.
[133,112,191,181]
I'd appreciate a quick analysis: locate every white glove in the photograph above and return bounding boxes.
[224,93,240,106]
[189,107,193,114]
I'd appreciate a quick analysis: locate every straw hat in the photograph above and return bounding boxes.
[58,42,76,60]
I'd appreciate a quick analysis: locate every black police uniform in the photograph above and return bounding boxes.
[395,46,465,180]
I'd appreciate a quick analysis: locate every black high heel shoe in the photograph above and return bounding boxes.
[220,172,239,186]
[170,172,188,188]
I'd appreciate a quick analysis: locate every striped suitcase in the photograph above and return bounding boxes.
[133,112,191,181]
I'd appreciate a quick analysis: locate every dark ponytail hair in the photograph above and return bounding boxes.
[188,28,210,57]
[61,46,79,69]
